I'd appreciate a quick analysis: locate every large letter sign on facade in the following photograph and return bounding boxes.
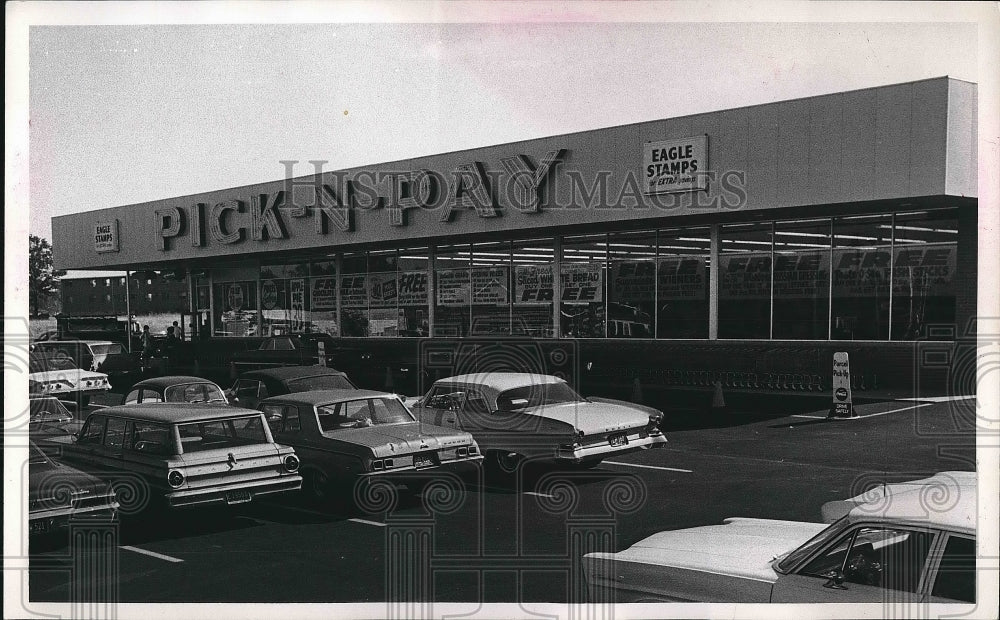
[94,220,120,253]
[643,136,709,194]
[828,351,856,419]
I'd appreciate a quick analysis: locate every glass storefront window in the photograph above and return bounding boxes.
[212,280,258,337]
[560,235,606,338]
[608,232,655,338]
[397,248,429,337]
[471,242,512,335]
[891,210,957,340]
[367,250,400,337]
[434,244,471,337]
[657,228,709,338]
[772,219,831,339]
[310,260,338,336]
[340,253,368,337]
[719,222,772,339]
[831,214,892,340]
[512,239,555,337]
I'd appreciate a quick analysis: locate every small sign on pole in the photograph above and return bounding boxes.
[317,340,327,367]
[829,351,856,419]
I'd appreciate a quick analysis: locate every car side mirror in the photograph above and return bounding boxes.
[822,569,848,590]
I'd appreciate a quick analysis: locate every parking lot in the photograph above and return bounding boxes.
[28,394,976,604]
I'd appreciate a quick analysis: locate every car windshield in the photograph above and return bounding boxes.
[29,397,73,421]
[177,416,269,452]
[316,397,414,431]
[495,382,584,411]
[29,354,78,372]
[285,374,356,392]
[164,382,227,404]
[775,515,851,573]
[28,441,51,465]
[89,343,123,355]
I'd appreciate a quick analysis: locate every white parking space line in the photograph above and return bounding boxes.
[791,402,934,421]
[858,402,933,418]
[120,545,184,563]
[348,518,387,527]
[523,491,556,499]
[603,461,693,473]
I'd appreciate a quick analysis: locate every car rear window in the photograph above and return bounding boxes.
[90,343,124,355]
[495,382,583,411]
[286,374,356,392]
[177,416,269,452]
[164,383,227,404]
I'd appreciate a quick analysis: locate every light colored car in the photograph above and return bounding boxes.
[259,389,482,504]
[28,352,110,407]
[125,376,228,405]
[583,471,977,603]
[32,339,142,387]
[42,404,303,509]
[409,373,667,476]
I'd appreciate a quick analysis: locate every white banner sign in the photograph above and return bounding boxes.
[643,135,708,194]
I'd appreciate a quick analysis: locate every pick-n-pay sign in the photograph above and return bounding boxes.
[643,135,708,194]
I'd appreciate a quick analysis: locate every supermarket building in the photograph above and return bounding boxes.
[52,77,978,400]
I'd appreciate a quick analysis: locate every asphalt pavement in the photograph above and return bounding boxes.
[28,396,976,603]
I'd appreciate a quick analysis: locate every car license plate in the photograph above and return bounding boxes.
[414,454,435,468]
[29,520,50,534]
[224,490,252,505]
[609,433,628,447]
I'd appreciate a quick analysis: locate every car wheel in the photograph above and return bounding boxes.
[303,470,331,504]
[486,450,523,486]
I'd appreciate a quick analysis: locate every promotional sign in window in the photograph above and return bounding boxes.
[226,283,246,310]
[642,136,708,194]
[657,257,707,300]
[772,251,830,299]
[340,274,368,308]
[437,270,471,306]
[369,272,398,308]
[832,245,956,298]
[290,279,305,330]
[515,263,603,304]
[471,267,509,305]
[397,271,428,306]
[719,254,772,300]
[261,279,280,310]
[611,261,656,303]
[311,277,337,310]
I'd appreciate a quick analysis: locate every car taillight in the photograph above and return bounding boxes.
[167,469,185,488]
[283,454,300,472]
[468,445,478,455]
[372,459,384,471]
[457,447,468,457]
[384,458,394,469]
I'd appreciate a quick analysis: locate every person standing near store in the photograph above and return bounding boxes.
[173,320,184,341]
[140,325,153,369]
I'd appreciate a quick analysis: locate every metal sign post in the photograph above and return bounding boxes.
[828,351,856,419]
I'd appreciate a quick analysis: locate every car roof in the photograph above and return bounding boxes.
[89,403,263,424]
[35,339,116,347]
[434,372,565,392]
[264,389,394,406]
[131,376,220,389]
[848,472,976,534]
[241,365,348,380]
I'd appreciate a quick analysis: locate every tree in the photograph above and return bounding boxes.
[29,235,65,315]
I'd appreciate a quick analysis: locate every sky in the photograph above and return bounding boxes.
[19,4,986,245]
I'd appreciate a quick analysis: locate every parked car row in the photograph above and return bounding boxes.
[25,363,976,603]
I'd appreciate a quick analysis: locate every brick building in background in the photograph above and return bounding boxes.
[60,272,189,316]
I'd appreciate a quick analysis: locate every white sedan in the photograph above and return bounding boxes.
[28,352,110,407]
[584,472,976,603]
[409,372,667,476]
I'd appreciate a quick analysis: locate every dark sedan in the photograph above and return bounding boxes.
[125,376,228,405]
[228,365,358,410]
[29,441,119,538]
[230,334,338,373]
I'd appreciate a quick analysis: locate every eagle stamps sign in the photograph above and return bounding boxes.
[94,220,120,253]
[643,135,708,194]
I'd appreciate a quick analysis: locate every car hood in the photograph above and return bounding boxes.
[521,401,649,436]
[322,422,473,457]
[599,518,828,583]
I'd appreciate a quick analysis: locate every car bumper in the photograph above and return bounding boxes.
[556,433,668,462]
[359,455,484,479]
[166,475,303,508]
[29,502,120,535]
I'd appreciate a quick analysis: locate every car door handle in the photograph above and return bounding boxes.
[446,418,456,423]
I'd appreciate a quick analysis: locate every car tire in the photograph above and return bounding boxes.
[303,470,331,504]
[486,450,523,486]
